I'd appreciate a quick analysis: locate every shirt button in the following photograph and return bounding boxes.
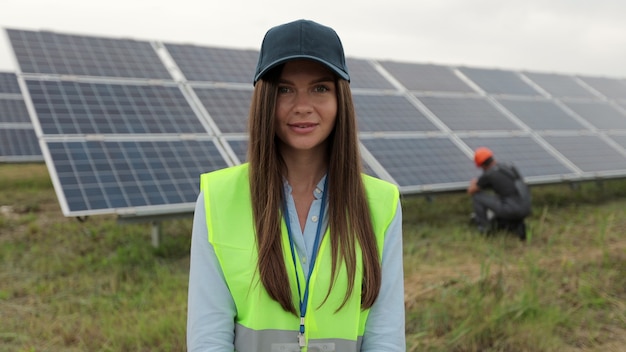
[302,256,307,263]
[315,187,322,195]
[311,215,318,222]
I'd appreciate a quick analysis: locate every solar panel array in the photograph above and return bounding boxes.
[0,71,43,162]
[6,28,626,219]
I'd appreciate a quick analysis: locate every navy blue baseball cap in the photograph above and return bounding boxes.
[253,19,350,85]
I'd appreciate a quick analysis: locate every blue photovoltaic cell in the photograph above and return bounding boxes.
[361,137,475,187]
[497,98,588,130]
[461,136,573,177]
[165,43,259,83]
[379,61,474,93]
[26,79,204,135]
[418,96,520,131]
[0,128,42,158]
[459,67,540,96]
[347,58,395,90]
[523,72,595,99]
[0,72,21,94]
[226,139,248,163]
[194,87,252,134]
[578,76,626,100]
[7,29,171,79]
[47,140,228,213]
[543,135,626,173]
[563,101,626,130]
[0,98,31,123]
[353,94,438,132]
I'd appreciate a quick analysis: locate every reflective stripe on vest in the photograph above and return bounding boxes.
[200,164,399,352]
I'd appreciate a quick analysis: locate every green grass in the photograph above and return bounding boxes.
[1,164,625,351]
[402,183,626,352]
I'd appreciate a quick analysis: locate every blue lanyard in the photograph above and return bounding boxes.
[283,176,328,348]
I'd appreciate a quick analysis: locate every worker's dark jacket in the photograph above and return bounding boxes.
[475,163,531,220]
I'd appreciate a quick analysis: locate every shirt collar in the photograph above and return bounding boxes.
[283,174,327,200]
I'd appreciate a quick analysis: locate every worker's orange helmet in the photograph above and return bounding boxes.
[474,147,494,167]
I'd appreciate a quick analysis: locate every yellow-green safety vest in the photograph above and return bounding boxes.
[200,163,399,352]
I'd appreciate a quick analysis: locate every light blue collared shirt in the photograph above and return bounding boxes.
[187,176,405,351]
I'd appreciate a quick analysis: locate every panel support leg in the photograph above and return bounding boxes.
[151,221,162,248]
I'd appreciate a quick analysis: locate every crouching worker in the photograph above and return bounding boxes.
[467,147,531,240]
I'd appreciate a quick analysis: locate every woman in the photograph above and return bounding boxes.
[187,19,405,351]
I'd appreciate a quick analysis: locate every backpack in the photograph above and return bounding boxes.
[497,163,532,216]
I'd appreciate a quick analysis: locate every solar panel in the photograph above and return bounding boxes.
[0,72,43,162]
[578,76,626,100]
[542,135,626,173]
[7,29,171,79]
[417,96,521,131]
[563,101,626,130]
[0,72,21,93]
[353,94,438,132]
[0,128,42,162]
[346,58,396,90]
[165,43,259,83]
[193,87,252,134]
[8,27,626,219]
[0,96,31,123]
[5,29,237,216]
[522,72,596,99]
[47,140,228,215]
[26,79,205,135]
[379,61,474,93]
[608,134,626,149]
[458,67,541,96]
[497,98,589,130]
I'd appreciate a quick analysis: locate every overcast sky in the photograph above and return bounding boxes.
[1,0,626,78]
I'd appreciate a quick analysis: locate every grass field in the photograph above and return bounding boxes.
[1,163,625,351]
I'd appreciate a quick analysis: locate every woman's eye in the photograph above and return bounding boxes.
[313,85,330,93]
[278,86,291,94]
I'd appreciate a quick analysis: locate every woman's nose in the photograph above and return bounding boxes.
[292,91,313,114]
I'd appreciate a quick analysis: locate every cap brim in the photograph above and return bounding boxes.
[254,55,350,84]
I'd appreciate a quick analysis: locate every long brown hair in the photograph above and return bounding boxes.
[247,68,381,315]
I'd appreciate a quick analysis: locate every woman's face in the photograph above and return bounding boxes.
[275,60,337,154]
